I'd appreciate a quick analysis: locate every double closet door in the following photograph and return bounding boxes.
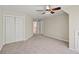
[3,15,25,44]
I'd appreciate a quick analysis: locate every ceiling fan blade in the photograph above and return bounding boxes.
[46,9,49,11]
[50,11,55,14]
[36,10,44,11]
[42,12,46,14]
[52,7,61,10]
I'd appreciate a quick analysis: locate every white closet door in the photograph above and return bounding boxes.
[5,16,16,43]
[15,16,25,41]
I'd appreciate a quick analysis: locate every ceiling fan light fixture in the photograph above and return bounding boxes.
[50,11,54,14]
[46,5,50,9]
[36,5,61,15]
[52,7,61,10]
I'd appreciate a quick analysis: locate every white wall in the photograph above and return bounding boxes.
[39,20,44,34]
[25,14,33,40]
[63,6,79,49]
[43,11,69,42]
[0,8,3,50]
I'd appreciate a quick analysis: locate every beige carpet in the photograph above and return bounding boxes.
[0,35,79,54]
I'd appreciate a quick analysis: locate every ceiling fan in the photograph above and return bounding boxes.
[36,5,61,14]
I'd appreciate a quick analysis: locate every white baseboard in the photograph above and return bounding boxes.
[43,34,69,42]
[0,34,33,51]
[69,48,79,53]
[24,34,33,41]
[5,34,33,45]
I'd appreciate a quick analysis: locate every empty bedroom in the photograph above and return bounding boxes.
[0,5,79,54]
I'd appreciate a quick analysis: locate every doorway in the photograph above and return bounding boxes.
[33,21,37,34]
[33,19,44,35]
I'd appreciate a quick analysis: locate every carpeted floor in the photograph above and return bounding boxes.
[0,35,79,54]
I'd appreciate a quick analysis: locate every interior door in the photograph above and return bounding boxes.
[15,16,25,41]
[5,16,16,43]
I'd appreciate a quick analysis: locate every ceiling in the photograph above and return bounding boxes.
[0,5,65,19]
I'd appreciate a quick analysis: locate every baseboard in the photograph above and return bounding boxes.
[1,34,33,51]
[5,34,33,45]
[42,34,69,42]
[24,34,33,41]
[69,48,79,53]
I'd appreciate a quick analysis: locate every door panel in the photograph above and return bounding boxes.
[5,16,16,43]
[4,15,25,44]
[15,16,25,41]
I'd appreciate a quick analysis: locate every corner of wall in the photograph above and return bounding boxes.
[43,33,69,42]
[25,33,33,41]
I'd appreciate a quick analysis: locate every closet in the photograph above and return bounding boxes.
[3,15,25,44]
